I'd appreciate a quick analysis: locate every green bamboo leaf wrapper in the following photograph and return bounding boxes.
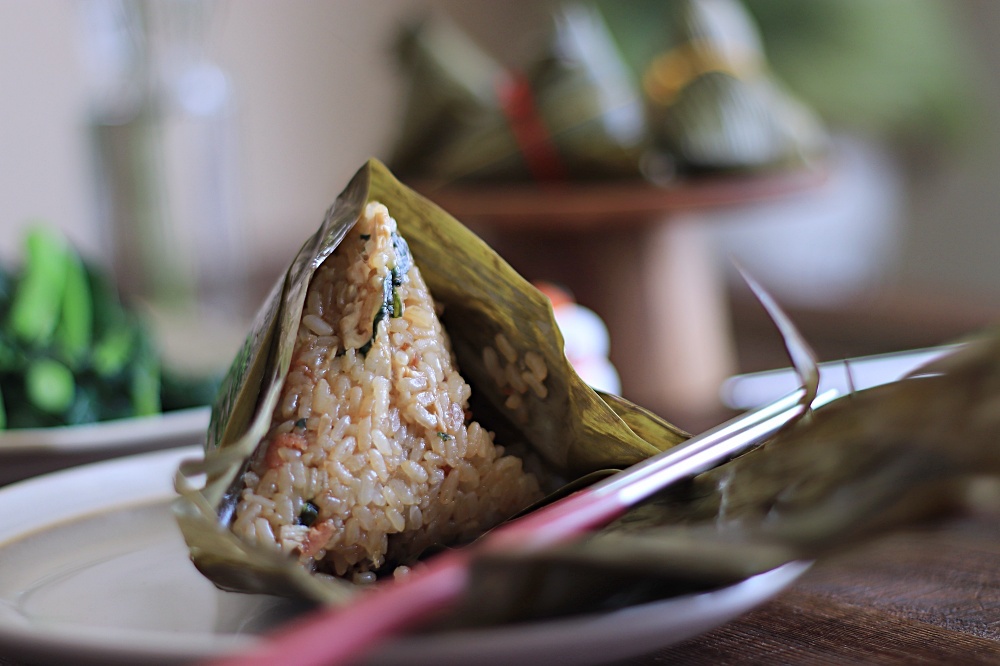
[174,158,687,603]
[448,333,1000,626]
[633,0,827,173]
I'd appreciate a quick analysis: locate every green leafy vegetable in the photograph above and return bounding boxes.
[9,227,69,346]
[298,501,320,527]
[0,225,221,430]
[55,251,93,367]
[25,358,75,414]
[359,231,412,357]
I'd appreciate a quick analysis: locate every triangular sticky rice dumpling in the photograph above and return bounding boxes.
[175,160,688,603]
[229,202,543,581]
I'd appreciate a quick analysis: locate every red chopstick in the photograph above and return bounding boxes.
[201,389,824,666]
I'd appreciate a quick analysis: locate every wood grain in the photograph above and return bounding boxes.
[625,513,1000,664]
[0,516,995,665]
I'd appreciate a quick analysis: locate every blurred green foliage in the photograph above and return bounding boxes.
[744,0,981,148]
[0,225,219,429]
[596,0,981,150]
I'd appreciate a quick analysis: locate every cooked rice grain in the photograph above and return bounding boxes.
[231,202,542,578]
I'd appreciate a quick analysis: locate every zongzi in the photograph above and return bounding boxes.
[175,159,686,602]
[229,202,543,581]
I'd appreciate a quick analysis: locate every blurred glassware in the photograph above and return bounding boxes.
[79,0,247,315]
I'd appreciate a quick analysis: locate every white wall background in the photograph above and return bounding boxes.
[2,1,1000,314]
[0,0,423,268]
[1,2,94,257]
[898,0,1000,301]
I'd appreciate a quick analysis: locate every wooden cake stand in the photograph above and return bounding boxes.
[416,168,827,425]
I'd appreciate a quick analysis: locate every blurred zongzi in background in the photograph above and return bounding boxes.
[637,0,827,173]
[388,0,827,185]
[389,4,650,183]
[448,330,1000,627]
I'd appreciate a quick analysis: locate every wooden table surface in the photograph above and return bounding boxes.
[621,512,1000,665]
[0,513,994,665]
[4,169,996,664]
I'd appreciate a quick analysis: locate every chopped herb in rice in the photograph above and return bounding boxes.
[230,202,543,581]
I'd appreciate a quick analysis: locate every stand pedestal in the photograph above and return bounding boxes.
[416,170,825,423]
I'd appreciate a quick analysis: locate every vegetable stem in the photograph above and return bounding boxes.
[8,227,69,346]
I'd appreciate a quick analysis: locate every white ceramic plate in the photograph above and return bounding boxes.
[0,407,209,485]
[0,447,809,666]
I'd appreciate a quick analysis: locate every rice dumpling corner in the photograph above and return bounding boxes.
[228,202,543,583]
